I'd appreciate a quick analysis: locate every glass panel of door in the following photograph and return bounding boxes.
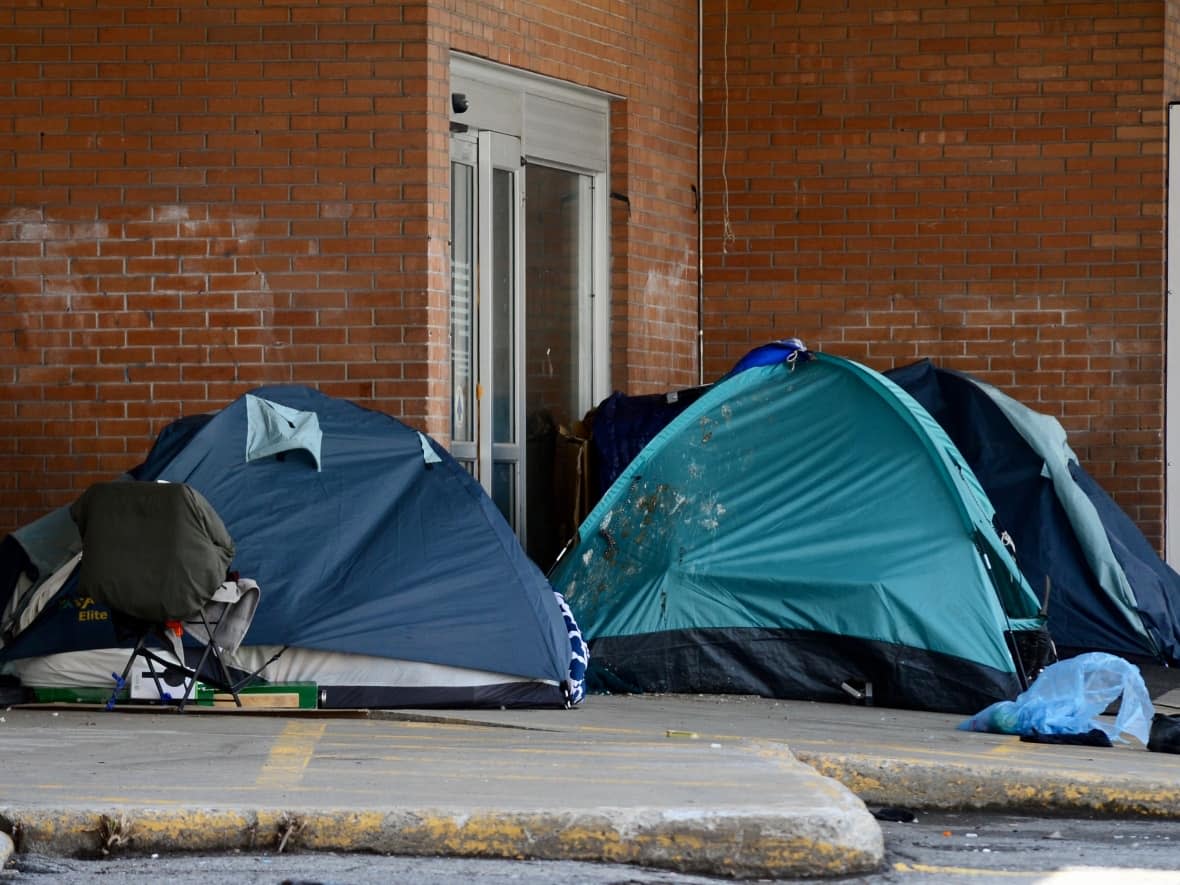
[524,165,587,568]
[450,131,593,568]
[449,147,476,476]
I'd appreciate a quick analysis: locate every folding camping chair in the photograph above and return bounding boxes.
[69,480,260,712]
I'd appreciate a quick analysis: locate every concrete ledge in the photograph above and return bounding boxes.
[796,751,1180,819]
[0,709,885,879]
[1,804,884,880]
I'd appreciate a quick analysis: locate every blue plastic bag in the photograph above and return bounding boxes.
[959,652,1153,745]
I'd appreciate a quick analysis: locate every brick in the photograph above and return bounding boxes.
[695,3,1168,541]
[0,0,1165,548]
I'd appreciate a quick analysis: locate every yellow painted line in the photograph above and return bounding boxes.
[255,721,326,788]
[792,739,1016,757]
[795,744,1126,767]
[799,748,1167,783]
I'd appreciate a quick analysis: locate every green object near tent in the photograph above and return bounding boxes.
[196,681,318,709]
[31,686,127,705]
[29,682,319,709]
[550,347,1047,713]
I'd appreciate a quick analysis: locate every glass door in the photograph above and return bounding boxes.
[449,137,477,476]
[450,131,524,532]
[487,137,524,535]
[1169,102,1180,565]
[524,165,594,567]
[451,131,600,568]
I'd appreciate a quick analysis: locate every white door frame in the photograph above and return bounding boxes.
[1166,102,1180,564]
[481,130,526,536]
[451,52,612,406]
[448,54,612,554]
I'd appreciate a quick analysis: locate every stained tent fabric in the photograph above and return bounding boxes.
[1,386,577,709]
[549,346,1046,714]
[586,339,805,503]
[887,358,1180,665]
[589,385,709,499]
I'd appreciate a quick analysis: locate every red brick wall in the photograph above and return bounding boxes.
[0,1,442,532]
[1168,0,1180,94]
[441,1,701,391]
[0,0,701,535]
[701,0,1168,541]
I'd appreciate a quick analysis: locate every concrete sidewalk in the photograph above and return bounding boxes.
[423,693,1180,818]
[3,693,1178,878]
[0,699,881,879]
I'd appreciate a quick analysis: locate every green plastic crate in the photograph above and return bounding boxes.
[31,686,126,705]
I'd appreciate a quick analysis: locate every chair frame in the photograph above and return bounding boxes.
[106,607,248,712]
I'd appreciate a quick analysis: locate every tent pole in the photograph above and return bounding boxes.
[976,538,1031,691]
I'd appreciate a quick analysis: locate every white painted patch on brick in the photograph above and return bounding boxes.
[2,208,44,224]
[17,223,50,241]
[70,223,110,240]
[156,205,190,222]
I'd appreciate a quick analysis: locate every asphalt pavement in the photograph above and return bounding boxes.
[1,691,1178,880]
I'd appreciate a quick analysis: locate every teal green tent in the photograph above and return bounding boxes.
[550,343,1047,713]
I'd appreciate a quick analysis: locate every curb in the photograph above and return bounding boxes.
[1,805,883,880]
[797,751,1180,819]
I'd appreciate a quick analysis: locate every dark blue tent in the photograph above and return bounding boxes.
[1,386,577,708]
[587,340,808,497]
[589,385,708,498]
[887,359,1180,666]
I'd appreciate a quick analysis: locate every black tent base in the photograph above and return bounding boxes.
[587,627,1025,715]
[318,681,568,710]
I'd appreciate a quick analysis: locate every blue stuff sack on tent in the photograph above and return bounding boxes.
[959,652,1153,745]
[554,591,588,706]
